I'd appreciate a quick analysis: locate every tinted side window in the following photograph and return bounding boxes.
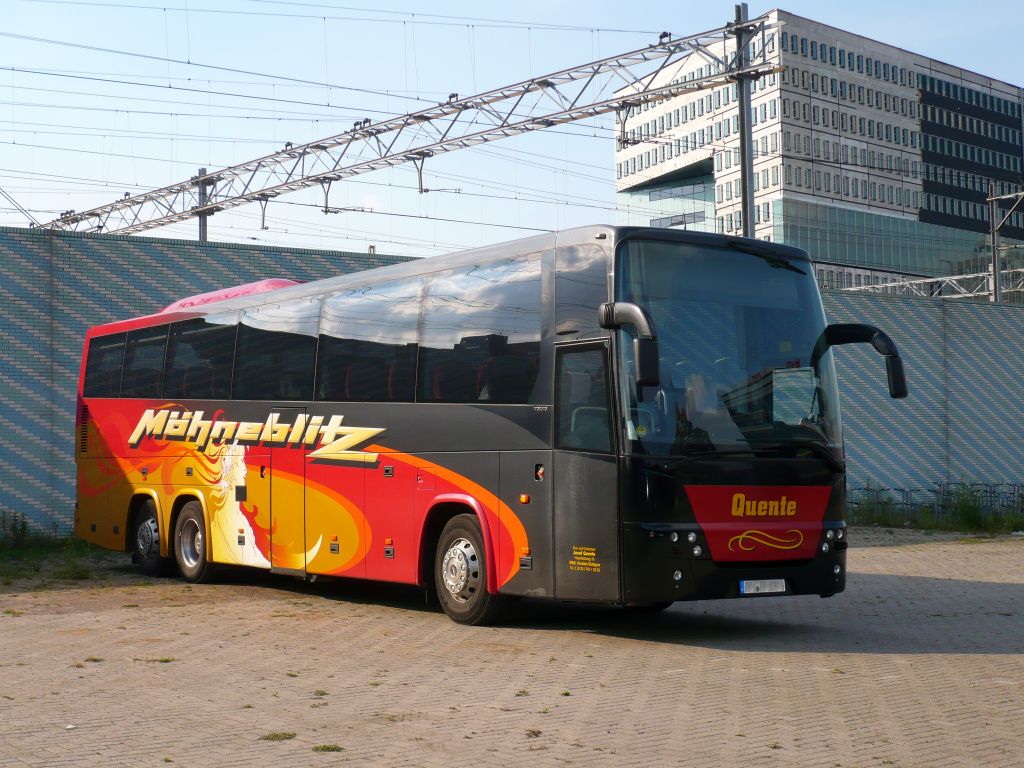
[555,345,612,453]
[121,326,168,398]
[419,256,542,404]
[233,298,321,401]
[317,278,423,402]
[555,244,610,340]
[164,319,236,400]
[83,333,126,397]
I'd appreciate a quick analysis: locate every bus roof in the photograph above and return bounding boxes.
[86,225,810,337]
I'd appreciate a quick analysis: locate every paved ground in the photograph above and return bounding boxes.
[1,528,1021,767]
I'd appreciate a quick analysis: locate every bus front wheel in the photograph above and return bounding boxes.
[435,514,503,625]
[131,498,171,577]
[173,501,213,583]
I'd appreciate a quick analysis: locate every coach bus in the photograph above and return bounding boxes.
[75,226,906,624]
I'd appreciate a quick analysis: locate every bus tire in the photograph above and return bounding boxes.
[173,500,213,583]
[435,514,503,625]
[132,498,172,577]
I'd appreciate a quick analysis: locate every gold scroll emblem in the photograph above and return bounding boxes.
[728,529,804,552]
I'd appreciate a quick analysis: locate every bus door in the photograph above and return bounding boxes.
[551,342,620,602]
[268,407,308,574]
[303,410,367,579]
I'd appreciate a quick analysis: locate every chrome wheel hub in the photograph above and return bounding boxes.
[180,518,203,569]
[136,517,159,558]
[441,537,479,603]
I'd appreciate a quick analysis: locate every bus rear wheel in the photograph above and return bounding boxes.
[435,514,503,625]
[131,498,171,577]
[173,501,214,583]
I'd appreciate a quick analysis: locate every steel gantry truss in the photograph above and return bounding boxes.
[841,264,1024,300]
[43,12,776,235]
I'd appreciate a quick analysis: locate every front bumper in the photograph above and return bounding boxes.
[622,521,847,603]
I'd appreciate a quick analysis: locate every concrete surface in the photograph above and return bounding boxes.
[1,528,1021,767]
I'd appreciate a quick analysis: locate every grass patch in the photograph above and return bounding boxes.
[134,657,176,664]
[259,732,296,742]
[313,689,328,697]
[851,485,1024,534]
[0,525,105,586]
[2,608,24,617]
[84,656,104,663]
[312,745,344,753]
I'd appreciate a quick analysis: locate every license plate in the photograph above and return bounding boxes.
[740,578,786,595]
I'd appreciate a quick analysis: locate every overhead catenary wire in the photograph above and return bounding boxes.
[20,0,661,35]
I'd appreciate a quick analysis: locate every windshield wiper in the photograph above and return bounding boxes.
[659,448,757,470]
[725,238,806,275]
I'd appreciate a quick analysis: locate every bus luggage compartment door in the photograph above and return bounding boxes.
[498,450,553,598]
[269,408,307,574]
[552,451,619,602]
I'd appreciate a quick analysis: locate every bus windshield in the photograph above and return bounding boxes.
[615,237,842,462]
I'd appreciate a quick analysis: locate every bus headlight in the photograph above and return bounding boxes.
[821,542,830,553]
[687,532,698,544]
[673,570,683,582]
[826,529,835,540]
[670,532,679,543]
[692,545,702,557]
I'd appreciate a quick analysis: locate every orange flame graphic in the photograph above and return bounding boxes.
[728,529,804,552]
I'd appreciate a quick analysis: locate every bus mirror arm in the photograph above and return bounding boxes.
[598,302,660,388]
[811,323,908,400]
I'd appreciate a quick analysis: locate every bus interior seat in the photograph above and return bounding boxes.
[482,355,535,403]
[565,406,610,448]
[431,359,479,402]
[122,368,160,396]
[182,366,214,398]
[345,359,387,401]
[387,359,414,400]
[566,371,592,404]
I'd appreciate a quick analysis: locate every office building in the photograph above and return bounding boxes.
[614,9,1024,290]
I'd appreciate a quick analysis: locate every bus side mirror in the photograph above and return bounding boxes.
[598,302,660,388]
[635,337,659,387]
[812,323,908,399]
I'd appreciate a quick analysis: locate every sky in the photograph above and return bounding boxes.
[2,0,1022,258]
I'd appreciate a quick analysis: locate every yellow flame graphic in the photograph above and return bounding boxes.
[728,529,804,552]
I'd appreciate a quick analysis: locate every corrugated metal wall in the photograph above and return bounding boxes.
[823,292,1024,491]
[0,227,408,532]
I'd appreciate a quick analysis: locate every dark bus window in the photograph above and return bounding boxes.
[317,278,423,402]
[419,256,542,404]
[83,333,126,397]
[233,298,321,401]
[120,326,168,398]
[555,345,612,453]
[233,326,316,401]
[163,319,236,400]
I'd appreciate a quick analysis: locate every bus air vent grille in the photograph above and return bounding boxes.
[79,405,89,454]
